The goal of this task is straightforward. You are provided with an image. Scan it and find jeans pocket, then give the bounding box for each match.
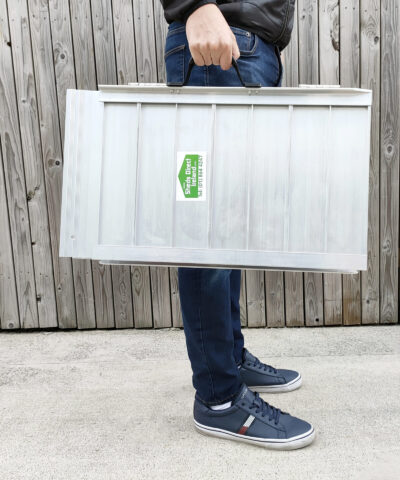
[165,44,186,85]
[230,26,258,56]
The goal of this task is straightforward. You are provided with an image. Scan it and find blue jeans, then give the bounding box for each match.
[164,21,283,406]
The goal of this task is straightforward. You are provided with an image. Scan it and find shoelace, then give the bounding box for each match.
[250,355,278,374]
[248,392,282,425]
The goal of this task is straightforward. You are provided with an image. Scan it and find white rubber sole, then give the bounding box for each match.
[246,373,302,393]
[194,419,315,450]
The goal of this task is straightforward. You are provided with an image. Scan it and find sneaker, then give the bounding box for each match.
[238,348,302,393]
[194,383,315,450]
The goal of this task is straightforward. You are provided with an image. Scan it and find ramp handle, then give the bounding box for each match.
[167,56,261,88]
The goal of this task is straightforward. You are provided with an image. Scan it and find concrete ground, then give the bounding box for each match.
[0,326,399,480]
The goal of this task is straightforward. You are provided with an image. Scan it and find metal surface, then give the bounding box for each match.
[59,85,372,273]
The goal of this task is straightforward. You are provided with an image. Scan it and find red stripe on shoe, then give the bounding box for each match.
[238,414,255,435]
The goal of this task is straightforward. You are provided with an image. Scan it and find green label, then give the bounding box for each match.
[176,152,206,201]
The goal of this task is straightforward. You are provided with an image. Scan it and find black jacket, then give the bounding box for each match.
[160,0,296,51]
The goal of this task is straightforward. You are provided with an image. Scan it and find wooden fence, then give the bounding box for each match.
[0,0,399,330]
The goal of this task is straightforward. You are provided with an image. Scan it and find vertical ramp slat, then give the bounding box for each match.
[211,106,250,249]
[173,105,212,248]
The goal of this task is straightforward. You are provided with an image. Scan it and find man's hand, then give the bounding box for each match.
[186,4,240,71]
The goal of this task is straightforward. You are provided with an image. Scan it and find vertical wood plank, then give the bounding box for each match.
[0,0,39,328]
[45,0,78,328]
[283,2,305,327]
[240,270,247,327]
[91,0,131,329]
[285,272,305,326]
[69,0,98,328]
[137,0,171,328]
[340,0,362,325]
[245,270,266,327]
[152,0,168,84]
[0,136,20,329]
[7,0,57,327]
[272,2,297,328]
[319,0,339,85]
[281,0,299,87]
[170,267,183,328]
[380,0,399,323]
[30,4,78,316]
[265,271,285,327]
[319,0,342,326]
[112,0,137,84]
[298,0,319,84]
[360,0,380,324]
[298,0,323,327]
[131,266,153,328]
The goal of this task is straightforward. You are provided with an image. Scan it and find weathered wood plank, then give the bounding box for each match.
[323,274,342,325]
[265,271,285,327]
[169,268,183,328]
[91,0,130,329]
[319,0,339,85]
[0,0,38,328]
[380,0,399,323]
[246,270,266,327]
[46,0,78,328]
[319,0,342,326]
[298,0,319,84]
[340,0,362,325]
[304,273,324,326]
[298,0,324,327]
[69,0,98,328]
[150,266,172,328]
[133,0,157,83]
[131,266,152,328]
[283,2,305,327]
[140,0,171,328]
[240,270,247,327]
[112,0,138,84]
[8,0,57,328]
[281,0,299,87]
[360,0,380,324]
[153,0,168,84]
[111,266,133,329]
[0,136,20,329]
[285,272,305,326]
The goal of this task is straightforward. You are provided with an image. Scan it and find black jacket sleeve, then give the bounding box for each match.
[160,0,218,23]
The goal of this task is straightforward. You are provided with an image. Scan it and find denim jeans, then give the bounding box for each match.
[164,21,283,406]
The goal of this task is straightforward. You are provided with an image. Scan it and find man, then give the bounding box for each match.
[161,1,315,450]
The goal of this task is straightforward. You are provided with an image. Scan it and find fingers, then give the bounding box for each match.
[219,44,232,70]
[232,36,240,61]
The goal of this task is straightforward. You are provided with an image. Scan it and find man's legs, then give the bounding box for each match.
[165,20,284,407]
[230,269,245,366]
[178,268,243,406]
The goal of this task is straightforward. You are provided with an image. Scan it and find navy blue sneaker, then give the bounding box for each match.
[193,383,315,450]
[238,348,302,393]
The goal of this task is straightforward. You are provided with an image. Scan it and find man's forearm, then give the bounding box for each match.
[161,0,217,23]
